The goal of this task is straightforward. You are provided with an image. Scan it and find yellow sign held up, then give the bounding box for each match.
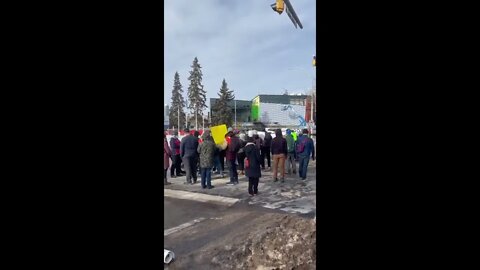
[210,124,228,145]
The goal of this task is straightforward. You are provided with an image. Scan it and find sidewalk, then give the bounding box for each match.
[164,158,316,216]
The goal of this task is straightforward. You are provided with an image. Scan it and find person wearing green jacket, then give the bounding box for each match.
[285,129,297,174]
[292,130,298,142]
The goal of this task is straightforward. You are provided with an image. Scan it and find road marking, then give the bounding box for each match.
[164,218,206,236]
[164,189,239,206]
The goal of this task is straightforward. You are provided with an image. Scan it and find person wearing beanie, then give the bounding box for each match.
[169,131,183,178]
[285,129,297,175]
[270,129,287,182]
[244,136,262,196]
[295,129,315,180]
[262,131,273,170]
[226,130,241,185]
[197,133,216,189]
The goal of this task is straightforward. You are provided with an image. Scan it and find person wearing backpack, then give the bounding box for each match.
[226,131,241,185]
[244,136,261,196]
[296,129,315,180]
[285,129,297,175]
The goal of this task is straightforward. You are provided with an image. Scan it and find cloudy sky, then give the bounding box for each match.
[164,0,316,111]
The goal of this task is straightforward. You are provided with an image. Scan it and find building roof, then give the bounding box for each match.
[253,94,309,104]
[209,98,251,109]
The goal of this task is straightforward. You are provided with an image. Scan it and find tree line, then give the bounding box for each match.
[168,57,236,129]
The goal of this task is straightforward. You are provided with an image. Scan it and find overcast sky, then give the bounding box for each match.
[164,0,316,111]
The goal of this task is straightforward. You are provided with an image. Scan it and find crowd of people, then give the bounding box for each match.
[163,127,315,196]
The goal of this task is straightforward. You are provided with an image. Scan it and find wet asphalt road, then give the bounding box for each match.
[164,197,229,230]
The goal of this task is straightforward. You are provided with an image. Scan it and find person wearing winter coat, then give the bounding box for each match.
[197,134,216,189]
[285,129,297,175]
[244,136,262,196]
[253,134,265,169]
[180,128,199,185]
[163,133,172,185]
[271,129,288,182]
[296,129,316,180]
[169,131,183,178]
[194,130,201,177]
[226,131,241,185]
[237,133,247,176]
[262,131,273,170]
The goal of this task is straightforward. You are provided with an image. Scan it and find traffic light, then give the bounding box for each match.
[312,55,316,67]
[271,0,284,15]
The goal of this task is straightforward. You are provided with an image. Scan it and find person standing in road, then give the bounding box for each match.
[197,133,216,189]
[291,129,298,161]
[163,132,172,185]
[169,131,183,178]
[194,130,201,178]
[296,129,315,180]
[253,133,265,170]
[244,136,261,196]
[237,132,247,176]
[226,131,241,185]
[271,129,287,182]
[285,129,297,175]
[180,128,199,185]
[262,131,272,170]
[212,144,225,178]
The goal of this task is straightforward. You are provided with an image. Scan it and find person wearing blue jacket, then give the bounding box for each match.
[295,129,315,180]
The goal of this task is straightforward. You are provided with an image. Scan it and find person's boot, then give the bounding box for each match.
[164,179,171,185]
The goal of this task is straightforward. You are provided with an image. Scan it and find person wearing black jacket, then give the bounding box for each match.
[262,131,272,170]
[270,129,288,182]
[244,136,261,196]
[180,128,199,184]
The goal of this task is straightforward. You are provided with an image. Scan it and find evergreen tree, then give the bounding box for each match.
[211,79,235,127]
[187,57,207,130]
[168,71,186,129]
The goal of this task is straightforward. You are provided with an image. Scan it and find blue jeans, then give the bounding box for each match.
[298,156,310,179]
[201,167,213,188]
[213,155,223,174]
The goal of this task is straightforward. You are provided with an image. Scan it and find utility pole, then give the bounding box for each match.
[185,98,188,129]
[177,105,180,132]
[234,99,237,129]
[195,104,198,130]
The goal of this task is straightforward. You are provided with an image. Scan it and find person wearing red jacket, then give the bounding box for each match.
[164,133,172,185]
[226,131,241,185]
